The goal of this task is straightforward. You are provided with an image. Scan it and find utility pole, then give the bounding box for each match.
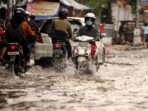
[136,0,139,27]
[7,0,10,19]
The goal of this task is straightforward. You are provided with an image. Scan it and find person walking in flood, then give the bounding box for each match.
[142,22,148,48]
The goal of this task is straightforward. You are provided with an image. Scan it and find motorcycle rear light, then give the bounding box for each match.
[37,35,43,43]
[10,45,16,50]
[54,42,61,48]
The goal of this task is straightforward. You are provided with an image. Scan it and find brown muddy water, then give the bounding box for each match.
[0,49,148,111]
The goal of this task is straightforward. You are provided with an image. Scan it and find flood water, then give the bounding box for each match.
[0,48,148,111]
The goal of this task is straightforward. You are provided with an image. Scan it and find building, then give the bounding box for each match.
[25,0,92,20]
[138,0,148,23]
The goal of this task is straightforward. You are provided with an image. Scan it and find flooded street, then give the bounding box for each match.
[0,48,148,111]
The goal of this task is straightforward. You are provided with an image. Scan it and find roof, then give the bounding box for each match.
[26,1,60,18]
[60,0,92,10]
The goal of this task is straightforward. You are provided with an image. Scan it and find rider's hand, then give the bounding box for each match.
[89,40,95,44]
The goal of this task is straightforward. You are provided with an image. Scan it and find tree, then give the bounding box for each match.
[127,0,136,13]
[76,0,113,23]
[76,0,108,15]
[0,0,8,4]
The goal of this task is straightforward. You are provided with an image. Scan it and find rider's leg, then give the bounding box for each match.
[0,46,7,63]
[0,47,6,58]
[22,44,30,66]
[65,40,72,59]
[65,40,73,65]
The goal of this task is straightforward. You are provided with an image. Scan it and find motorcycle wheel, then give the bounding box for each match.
[8,62,14,75]
[14,64,20,76]
[77,61,90,74]
[77,63,83,74]
[53,58,66,73]
[8,62,19,76]
[20,59,29,73]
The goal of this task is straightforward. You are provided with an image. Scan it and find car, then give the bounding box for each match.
[34,17,105,65]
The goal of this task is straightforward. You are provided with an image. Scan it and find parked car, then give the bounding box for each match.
[34,17,105,65]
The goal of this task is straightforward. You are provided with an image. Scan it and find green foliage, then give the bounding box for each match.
[76,0,137,14]
[127,0,136,13]
[0,0,8,4]
[76,0,108,16]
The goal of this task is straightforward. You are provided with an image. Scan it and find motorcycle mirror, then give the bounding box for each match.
[73,28,78,33]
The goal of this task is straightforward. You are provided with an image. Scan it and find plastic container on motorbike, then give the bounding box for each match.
[75,35,95,42]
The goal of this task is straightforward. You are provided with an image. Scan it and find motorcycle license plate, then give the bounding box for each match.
[54,49,63,54]
[7,51,19,55]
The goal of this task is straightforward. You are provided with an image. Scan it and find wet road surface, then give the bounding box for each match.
[0,48,148,111]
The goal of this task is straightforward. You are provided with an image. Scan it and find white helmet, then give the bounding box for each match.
[85,13,96,20]
[84,13,96,26]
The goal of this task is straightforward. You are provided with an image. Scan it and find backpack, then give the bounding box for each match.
[6,25,26,46]
[52,20,69,42]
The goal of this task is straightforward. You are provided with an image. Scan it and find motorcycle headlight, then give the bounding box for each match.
[78,49,85,55]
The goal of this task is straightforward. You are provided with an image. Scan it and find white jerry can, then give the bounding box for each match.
[41,33,53,57]
[133,28,142,45]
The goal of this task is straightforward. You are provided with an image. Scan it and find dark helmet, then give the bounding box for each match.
[58,8,68,18]
[12,8,26,26]
[14,8,26,18]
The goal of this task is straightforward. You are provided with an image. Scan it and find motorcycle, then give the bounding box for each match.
[4,43,28,76]
[73,35,105,74]
[73,35,94,74]
[52,40,67,72]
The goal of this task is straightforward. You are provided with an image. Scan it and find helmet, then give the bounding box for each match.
[58,8,68,18]
[12,8,26,26]
[84,13,96,26]
[14,8,26,17]
[85,13,96,19]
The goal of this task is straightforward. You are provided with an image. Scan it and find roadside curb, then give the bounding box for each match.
[105,45,147,54]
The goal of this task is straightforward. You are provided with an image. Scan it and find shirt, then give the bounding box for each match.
[142,26,148,35]
[100,23,105,33]
[21,21,36,38]
[51,19,72,39]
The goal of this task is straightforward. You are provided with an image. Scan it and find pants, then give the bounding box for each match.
[21,44,29,62]
[144,34,148,42]
[65,40,72,58]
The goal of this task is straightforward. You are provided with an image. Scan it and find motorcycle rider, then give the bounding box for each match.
[18,8,36,66]
[51,7,73,64]
[77,13,100,60]
[142,22,148,47]
[6,8,34,66]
